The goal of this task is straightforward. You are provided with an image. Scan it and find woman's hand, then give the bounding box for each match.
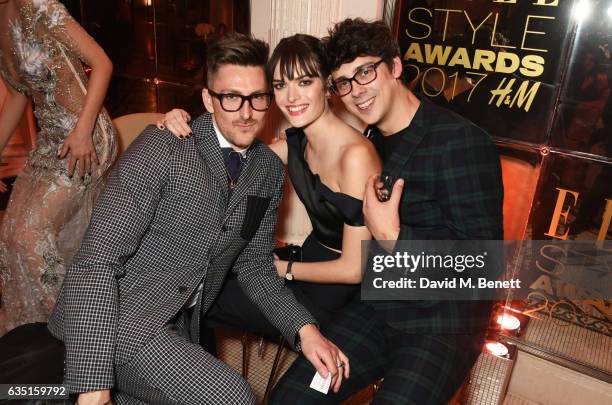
[52,14,112,178]
[157,109,192,138]
[274,258,288,278]
[58,125,99,177]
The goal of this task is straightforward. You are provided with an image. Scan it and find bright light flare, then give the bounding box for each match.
[572,0,593,21]
[497,314,521,331]
[485,341,509,357]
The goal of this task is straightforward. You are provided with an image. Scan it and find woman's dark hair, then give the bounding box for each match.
[324,18,400,74]
[267,34,328,82]
[206,33,269,87]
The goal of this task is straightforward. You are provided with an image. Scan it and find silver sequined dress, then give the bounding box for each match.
[0,0,117,335]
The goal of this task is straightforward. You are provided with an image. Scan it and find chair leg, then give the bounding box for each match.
[241,332,249,378]
[262,336,286,404]
[258,336,265,358]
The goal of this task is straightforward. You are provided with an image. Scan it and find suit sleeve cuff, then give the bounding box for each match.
[290,318,318,352]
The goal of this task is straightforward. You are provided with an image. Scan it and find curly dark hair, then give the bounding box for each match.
[324,18,400,74]
[206,33,269,87]
[267,34,328,82]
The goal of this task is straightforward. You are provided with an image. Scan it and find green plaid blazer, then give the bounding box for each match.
[368,97,504,334]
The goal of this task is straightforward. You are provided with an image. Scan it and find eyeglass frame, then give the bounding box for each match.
[207,89,274,112]
[330,59,387,97]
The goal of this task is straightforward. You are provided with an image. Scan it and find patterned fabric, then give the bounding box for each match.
[0,0,117,334]
[270,301,485,405]
[221,147,245,186]
[367,97,503,334]
[114,323,256,405]
[273,98,502,404]
[48,113,316,395]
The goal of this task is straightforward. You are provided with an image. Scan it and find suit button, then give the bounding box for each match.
[221,225,229,232]
[178,286,188,293]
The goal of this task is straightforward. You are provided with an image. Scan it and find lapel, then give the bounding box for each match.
[380,98,428,177]
[192,114,229,203]
[225,141,263,216]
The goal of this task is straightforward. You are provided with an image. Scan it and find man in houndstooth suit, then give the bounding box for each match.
[48,34,349,405]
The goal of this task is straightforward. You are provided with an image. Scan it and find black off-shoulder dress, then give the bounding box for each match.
[204,128,364,337]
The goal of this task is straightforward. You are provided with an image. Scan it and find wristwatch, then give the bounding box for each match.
[285,260,294,281]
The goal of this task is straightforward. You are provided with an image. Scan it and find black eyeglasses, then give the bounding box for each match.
[208,90,273,112]
[331,59,386,97]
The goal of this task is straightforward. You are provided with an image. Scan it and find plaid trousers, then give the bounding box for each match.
[270,300,485,405]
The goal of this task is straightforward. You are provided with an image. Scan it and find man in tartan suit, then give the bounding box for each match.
[48,34,349,405]
[271,19,503,404]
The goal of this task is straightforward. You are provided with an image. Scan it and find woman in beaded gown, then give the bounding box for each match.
[0,0,117,335]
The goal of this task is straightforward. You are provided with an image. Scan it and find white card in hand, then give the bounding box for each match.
[310,371,332,394]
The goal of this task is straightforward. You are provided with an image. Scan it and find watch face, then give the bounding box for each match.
[285,273,293,281]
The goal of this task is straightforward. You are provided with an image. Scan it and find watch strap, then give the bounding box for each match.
[285,260,294,281]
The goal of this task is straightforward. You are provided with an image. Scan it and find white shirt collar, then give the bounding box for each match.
[212,117,248,157]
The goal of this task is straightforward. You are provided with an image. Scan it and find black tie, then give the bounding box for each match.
[221,148,244,188]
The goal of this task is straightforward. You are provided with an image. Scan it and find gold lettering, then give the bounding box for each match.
[545,188,579,240]
[424,44,453,65]
[536,244,566,276]
[447,47,471,69]
[434,8,462,42]
[520,54,545,77]
[421,67,446,97]
[473,49,496,71]
[493,0,517,3]
[533,0,559,6]
[521,15,555,53]
[596,199,612,250]
[491,13,516,49]
[489,78,515,108]
[529,274,554,295]
[465,72,488,102]
[509,80,541,112]
[464,11,492,45]
[495,52,520,73]
[403,43,424,63]
[554,280,590,301]
[406,7,432,40]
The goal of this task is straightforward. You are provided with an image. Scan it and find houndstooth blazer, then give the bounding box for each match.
[48,113,316,393]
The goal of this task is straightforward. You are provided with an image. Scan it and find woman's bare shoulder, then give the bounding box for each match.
[268,137,288,165]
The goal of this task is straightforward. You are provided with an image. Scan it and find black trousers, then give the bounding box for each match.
[0,323,64,384]
[203,234,360,339]
[0,323,71,404]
